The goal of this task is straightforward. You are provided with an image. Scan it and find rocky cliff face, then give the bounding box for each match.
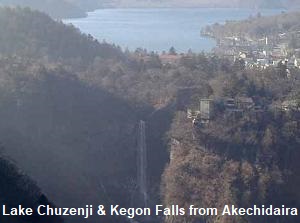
[162,109,300,223]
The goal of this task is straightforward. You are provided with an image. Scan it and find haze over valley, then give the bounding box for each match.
[0,1,299,223]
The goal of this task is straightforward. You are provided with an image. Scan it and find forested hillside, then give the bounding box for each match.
[163,68,300,223]
[204,11,300,38]
[0,6,299,223]
[0,156,64,223]
[0,0,86,18]
[0,7,123,67]
[0,7,140,223]
[0,58,140,223]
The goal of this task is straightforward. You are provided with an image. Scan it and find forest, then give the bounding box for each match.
[0,0,88,18]
[204,10,300,38]
[0,6,299,223]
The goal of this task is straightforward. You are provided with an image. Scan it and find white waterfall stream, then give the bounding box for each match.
[137,120,147,208]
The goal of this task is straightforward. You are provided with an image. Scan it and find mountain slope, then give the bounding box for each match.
[69,0,297,9]
[162,68,300,223]
[203,10,300,39]
[0,56,139,223]
[0,8,139,223]
[0,155,64,223]
[0,0,86,18]
[0,7,124,66]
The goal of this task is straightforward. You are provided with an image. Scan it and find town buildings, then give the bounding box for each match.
[212,32,300,71]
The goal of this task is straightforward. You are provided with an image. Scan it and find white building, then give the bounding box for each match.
[200,99,214,121]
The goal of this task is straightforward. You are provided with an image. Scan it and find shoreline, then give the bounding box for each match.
[64,6,286,20]
[62,7,284,53]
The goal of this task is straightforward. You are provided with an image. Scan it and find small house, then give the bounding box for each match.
[224,98,236,109]
[236,97,255,110]
[256,58,270,68]
[159,54,181,65]
[282,100,299,111]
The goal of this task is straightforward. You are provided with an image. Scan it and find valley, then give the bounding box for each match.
[0,5,299,223]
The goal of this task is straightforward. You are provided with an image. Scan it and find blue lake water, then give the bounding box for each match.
[64,8,283,53]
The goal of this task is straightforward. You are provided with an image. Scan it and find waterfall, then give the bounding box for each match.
[137,120,147,208]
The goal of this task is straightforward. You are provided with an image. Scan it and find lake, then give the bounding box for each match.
[64,8,283,53]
